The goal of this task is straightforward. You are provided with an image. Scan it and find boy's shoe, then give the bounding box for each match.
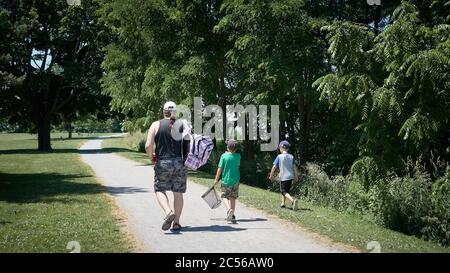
[292,199,299,211]
[280,204,286,208]
[226,209,234,221]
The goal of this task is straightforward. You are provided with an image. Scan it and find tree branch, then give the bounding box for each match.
[54,89,75,113]
[31,58,41,70]
[40,25,49,72]
[41,47,49,72]
[50,86,61,114]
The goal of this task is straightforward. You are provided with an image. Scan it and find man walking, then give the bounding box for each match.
[145,101,187,232]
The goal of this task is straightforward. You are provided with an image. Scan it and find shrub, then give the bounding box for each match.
[431,167,450,222]
[346,176,371,215]
[350,156,383,190]
[300,163,349,210]
[421,216,450,246]
[376,170,432,236]
[330,175,350,210]
[298,161,449,245]
[125,131,147,153]
[241,152,273,189]
[422,167,450,245]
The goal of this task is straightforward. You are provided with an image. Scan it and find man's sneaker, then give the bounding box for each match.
[292,199,299,211]
[226,209,234,221]
[280,204,286,208]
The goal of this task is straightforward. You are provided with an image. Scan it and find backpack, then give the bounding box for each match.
[184,134,214,170]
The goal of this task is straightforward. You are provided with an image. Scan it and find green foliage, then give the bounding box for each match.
[346,177,371,216]
[71,116,123,134]
[299,163,349,210]
[97,0,450,246]
[99,0,229,130]
[1,0,111,149]
[315,1,450,174]
[422,167,450,245]
[123,131,147,153]
[377,171,432,235]
[350,156,384,189]
[297,161,449,245]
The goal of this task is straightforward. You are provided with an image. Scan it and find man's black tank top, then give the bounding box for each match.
[155,118,182,160]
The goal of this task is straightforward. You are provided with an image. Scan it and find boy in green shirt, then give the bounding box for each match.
[214,139,240,222]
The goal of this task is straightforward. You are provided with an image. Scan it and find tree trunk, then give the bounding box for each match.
[297,94,310,165]
[374,4,382,34]
[279,97,287,142]
[67,123,73,139]
[219,59,227,140]
[286,112,296,151]
[38,116,52,151]
[244,116,255,160]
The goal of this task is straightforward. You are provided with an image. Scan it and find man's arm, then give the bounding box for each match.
[214,167,223,185]
[145,121,158,160]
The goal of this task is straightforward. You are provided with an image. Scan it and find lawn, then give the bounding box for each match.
[103,135,450,253]
[0,133,134,253]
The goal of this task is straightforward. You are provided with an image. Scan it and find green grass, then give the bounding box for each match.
[102,135,450,253]
[190,173,450,253]
[0,133,134,253]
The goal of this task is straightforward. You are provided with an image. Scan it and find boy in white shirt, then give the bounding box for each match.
[269,140,300,210]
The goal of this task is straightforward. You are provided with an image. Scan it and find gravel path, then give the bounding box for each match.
[79,137,353,253]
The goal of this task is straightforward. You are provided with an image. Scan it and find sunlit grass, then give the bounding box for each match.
[0,133,133,252]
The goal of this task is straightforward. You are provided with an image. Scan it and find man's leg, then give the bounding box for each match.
[173,192,183,224]
[154,160,173,217]
[156,191,172,217]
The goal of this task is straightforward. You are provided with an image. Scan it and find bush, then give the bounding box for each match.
[72,116,124,134]
[330,175,350,210]
[296,161,449,245]
[124,131,147,153]
[300,163,349,210]
[421,216,450,246]
[346,176,371,215]
[376,171,432,235]
[350,156,383,190]
[0,119,27,133]
[431,167,450,223]
[421,167,450,245]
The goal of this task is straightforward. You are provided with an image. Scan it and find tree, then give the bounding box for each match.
[0,0,109,150]
[100,0,232,134]
[314,1,450,178]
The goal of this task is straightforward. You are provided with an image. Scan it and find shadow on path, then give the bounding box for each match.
[234,218,267,222]
[104,186,150,195]
[175,225,247,233]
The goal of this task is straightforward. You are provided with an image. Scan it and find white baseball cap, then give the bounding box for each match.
[163,101,176,111]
